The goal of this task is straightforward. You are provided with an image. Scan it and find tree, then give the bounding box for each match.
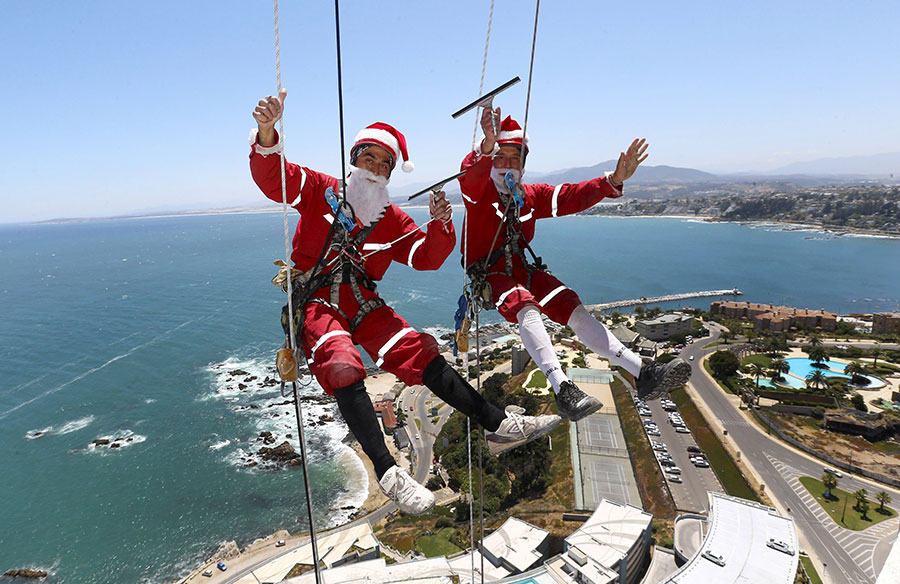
[748,363,767,388]
[822,471,838,499]
[806,369,828,390]
[720,330,732,344]
[808,345,829,366]
[876,491,892,513]
[844,361,866,384]
[770,359,791,382]
[854,489,870,520]
[809,334,823,347]
[426,476,444,491]
[871,348,882,368]
[850,393,867,412]
[709,350,740,379]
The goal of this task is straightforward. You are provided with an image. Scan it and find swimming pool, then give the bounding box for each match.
[754,357,884,390]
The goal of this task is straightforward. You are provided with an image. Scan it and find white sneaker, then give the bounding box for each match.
[379,465,435,516]
[485,406,561,448]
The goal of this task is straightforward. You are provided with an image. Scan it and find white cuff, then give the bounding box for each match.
[604,170,623,190]
[474,137,500,161]
[249,128,283,157]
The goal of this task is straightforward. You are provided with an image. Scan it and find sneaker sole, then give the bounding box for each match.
[560,399,603,422]
[638,361,692,397]
[485,417,562,456]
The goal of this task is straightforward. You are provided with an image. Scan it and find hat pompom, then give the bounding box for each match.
[402,160,415,173]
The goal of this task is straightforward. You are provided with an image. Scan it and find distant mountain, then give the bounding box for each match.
[767,152,900,176]
[528,161,718,185]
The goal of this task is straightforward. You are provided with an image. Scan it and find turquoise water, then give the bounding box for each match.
[756,357,883,389]
[2,213,900,582]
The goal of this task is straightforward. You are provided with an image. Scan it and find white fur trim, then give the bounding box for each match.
[402,160,414,173]
[497,128,528,144]
[354,128,401,162]
[474,138,500,161]
[249,128,283,157]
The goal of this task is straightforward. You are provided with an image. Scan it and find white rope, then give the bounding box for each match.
[272,2,322,582]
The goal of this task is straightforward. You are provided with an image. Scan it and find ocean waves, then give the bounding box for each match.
[25,414,96,439]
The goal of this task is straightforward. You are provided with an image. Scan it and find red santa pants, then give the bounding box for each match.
[300,295,440,395]
[485,259,582,325]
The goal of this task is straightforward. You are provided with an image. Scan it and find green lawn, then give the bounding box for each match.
[741,353,774,368]
[798,476,897,530]
[527,370,547,388]
[669,387,759,502]
[800,554,823,584]
[415,527,463,557]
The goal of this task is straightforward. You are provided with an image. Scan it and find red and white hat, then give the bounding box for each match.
[496,116,529,153]
[353,122,415,173]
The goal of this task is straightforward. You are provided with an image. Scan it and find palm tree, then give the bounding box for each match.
[749,363,767,388]
[871,348,882,368]
[822,471,839,499]
[876,491,892,513]
[765,336,781,357]
[809,334,823,347]
[769,359,790,383]
[855,489,870,519]
[806,369,828,390]
[844,361,865,383]
[808,345,829,366]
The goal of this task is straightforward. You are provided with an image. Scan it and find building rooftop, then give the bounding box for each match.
[663,492,798,584]
[482,517,550,572]
[638,313,693,326]
[565,499,652,573]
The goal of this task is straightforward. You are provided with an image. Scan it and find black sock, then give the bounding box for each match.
[333,380,396,480]
[422,356,505,432]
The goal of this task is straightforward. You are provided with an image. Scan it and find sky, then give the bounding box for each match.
[2,0,899,222]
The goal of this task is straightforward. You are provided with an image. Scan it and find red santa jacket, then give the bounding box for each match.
[250,133,455,284]
[458,149,622,267]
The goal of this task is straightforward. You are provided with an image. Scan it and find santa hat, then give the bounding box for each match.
[496,116,529,153]
[353,122,415,173]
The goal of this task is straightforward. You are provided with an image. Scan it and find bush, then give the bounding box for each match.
[709,350,740,379]
[851,393,867,412]
[426,476,445,491]
[435,517,454,529]
[657,353,676,364]
[811,406,826,419]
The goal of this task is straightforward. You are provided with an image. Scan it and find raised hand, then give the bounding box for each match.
[610,138,649,186]
[253,88,287,147]
[480,106,501,155]
[430,191,452,223]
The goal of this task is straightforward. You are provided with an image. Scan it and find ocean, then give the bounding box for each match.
[1,211,899,583]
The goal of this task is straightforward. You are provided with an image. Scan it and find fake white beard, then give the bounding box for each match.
[490,167,522,194]
[346,165,391,226]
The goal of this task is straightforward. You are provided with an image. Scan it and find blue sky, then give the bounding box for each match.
[2,0,898,222]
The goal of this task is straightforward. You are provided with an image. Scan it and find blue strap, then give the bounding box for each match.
[504,172,524,209]
[324,187,355,231]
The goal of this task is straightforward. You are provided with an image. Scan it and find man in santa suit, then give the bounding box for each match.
[249,90,560,516]
[458,106,692,421]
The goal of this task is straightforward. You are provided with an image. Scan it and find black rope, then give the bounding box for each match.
[333,0,349,203]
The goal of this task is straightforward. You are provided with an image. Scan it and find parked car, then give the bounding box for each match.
[687,445,703,454]
[823,467,843,479]
[202,569,213,577]
[766,538,795,555]
[276,539,286,547]
[702,551,725,566]
[666,466,682,475]
[217,562,228,572]
[652,441,667,451]
[647,428,661,436]
[667,473,683,483]
[675,425,691,433]
[692,458,710,468]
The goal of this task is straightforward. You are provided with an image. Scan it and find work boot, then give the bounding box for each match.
[485,406,561,454]
[636,358,692,397]
[555,381,603,421]
[379,465,434,516]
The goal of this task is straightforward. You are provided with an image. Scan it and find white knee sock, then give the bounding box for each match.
[567,305,642,377]
[516,306,568,393]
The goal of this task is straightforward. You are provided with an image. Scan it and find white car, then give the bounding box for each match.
[639,409,653,417]
[667,473,683,483]
[823,467,843,479]
[666,465,682,475]
[646,428,661,436]
[692,458,709,468]
[702,551,725,566]
[276,539,286,547]
[202,569,213,577]
[766,539,795,555]
[675,425,691,433]
[652,441,667,451]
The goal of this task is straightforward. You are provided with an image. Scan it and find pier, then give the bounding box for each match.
[586,288,742,312]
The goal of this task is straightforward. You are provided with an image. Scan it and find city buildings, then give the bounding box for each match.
[710,301,836,332]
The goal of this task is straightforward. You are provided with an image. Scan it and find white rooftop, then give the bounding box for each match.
[286,556,455,583]
[482,516,550,572]
[565,499,652,575]
[663,492,798,584]
[448,549,513,583]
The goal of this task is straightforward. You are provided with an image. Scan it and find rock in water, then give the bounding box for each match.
[258,441,301,463]
[3,568,49,578]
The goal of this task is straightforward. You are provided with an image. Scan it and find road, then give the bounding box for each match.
[680,324,900,584]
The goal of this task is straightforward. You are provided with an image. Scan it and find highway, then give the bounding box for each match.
[680,324,900,584]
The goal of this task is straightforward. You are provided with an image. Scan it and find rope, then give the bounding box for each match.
[272,1,322,581]
[333,0,349,203]
[464,3,494,581]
